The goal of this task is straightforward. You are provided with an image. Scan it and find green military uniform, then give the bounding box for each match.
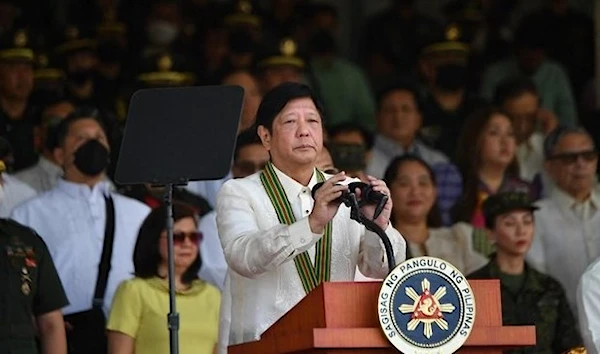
[0,219,68,354]
[468,255,583,354]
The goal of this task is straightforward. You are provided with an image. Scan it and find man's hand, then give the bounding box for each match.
[354,175,392,230]
[309,172,348,234]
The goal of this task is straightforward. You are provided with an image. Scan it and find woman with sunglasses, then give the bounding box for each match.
[106,203,220,354]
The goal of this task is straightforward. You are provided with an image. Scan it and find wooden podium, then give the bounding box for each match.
[228,280,536,353]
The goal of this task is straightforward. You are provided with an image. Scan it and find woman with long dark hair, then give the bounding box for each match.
[452,106,534,255]
[106,202,220,354]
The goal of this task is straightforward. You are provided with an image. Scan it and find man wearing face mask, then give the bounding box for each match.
[56,26,122,181]
[418,24,487,161]
[11,112,150,354]
[142,0,184,58]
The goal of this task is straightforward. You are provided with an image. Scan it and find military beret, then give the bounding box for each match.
[482,192,538,228]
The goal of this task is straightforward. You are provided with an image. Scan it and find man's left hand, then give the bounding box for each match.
[353,175,392,230]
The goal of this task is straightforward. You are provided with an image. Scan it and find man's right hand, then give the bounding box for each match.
[309,172,348,234]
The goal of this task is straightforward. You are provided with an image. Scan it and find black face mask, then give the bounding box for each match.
[73,139,110,177]
[435,63,467,92]
[68,69,95,85]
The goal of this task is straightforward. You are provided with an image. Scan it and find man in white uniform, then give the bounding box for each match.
[11,113,150,353]
[14,99,75,193]
[527,126,600,312]
[0,137,36,216]
[216,82,406,350]
[198,129,270,290]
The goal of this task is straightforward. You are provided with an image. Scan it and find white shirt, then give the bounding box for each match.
[367,135,449,179]
[197,210,227,290]
[0,173,37,217]
[11,179,151,316]
[516,132,545,182]
[408,223,488,275]
[577,257,600,354]
[216,165,406,348]
[185,173,232,208]
[355,222,488,281]
[14,156,63,193]
[527,188,600,311]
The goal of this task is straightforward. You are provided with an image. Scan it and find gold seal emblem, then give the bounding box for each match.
[14,30,27,47]
[378,257,476,354]
[280,38,297,56]
[157,54,173,71]
[398,278,457,338]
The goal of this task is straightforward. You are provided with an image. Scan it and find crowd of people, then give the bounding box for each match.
[0,0,599,353]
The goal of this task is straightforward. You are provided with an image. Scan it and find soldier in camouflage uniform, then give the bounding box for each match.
[468,192,583,354]
[0,218,69,354]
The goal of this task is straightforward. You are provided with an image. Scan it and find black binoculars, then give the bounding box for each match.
[312,181,388,219]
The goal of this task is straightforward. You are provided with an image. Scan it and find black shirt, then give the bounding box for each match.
[0,219,68,354]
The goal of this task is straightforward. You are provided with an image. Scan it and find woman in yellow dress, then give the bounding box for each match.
[107,202,221,354]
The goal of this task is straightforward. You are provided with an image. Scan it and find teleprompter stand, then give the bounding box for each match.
[114,86,243,354]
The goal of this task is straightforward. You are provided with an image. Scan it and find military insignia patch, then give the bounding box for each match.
[378,257,476,353]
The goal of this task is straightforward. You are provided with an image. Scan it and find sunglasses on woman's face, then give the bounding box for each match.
[170,231,203,244]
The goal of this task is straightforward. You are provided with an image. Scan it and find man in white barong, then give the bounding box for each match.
[527,126,600,312]
[216,82,406,351]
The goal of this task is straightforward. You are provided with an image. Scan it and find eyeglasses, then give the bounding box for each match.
[169,231,203,244]
[548,150,598,165]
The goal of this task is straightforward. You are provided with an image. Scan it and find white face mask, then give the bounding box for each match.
[147,20,180,46]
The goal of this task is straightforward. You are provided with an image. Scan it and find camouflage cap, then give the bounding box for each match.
[482,192,538,228]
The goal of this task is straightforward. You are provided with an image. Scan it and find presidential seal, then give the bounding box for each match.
[378,256,476,353]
